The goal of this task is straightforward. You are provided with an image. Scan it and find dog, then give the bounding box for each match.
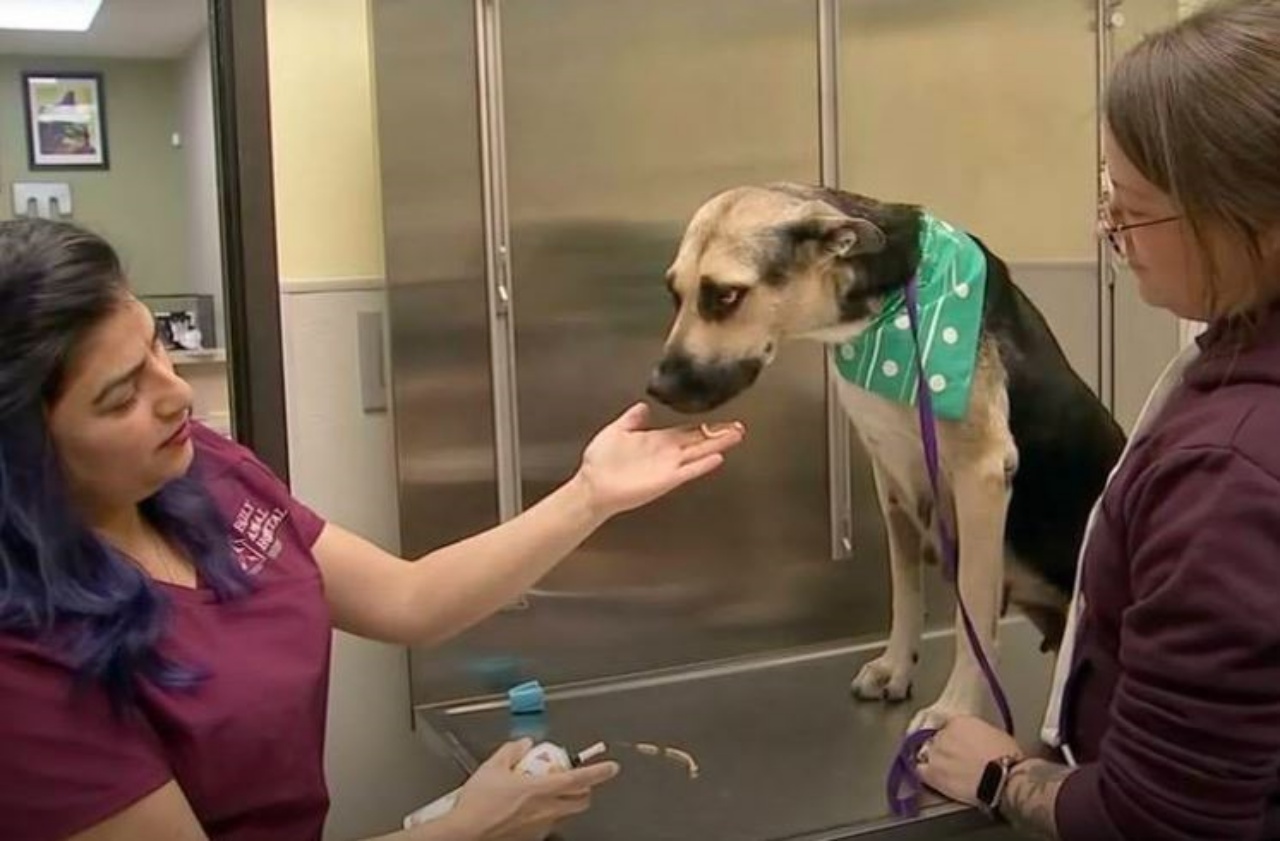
[647,183,1125,732]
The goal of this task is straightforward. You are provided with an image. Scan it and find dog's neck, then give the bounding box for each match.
[797,191,923,347]
[797,315,878,346]
[837,196,923,308]
[829,212,990,422]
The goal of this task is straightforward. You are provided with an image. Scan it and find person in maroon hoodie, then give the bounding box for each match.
[915,1,1280,839]
[0,217,744,840]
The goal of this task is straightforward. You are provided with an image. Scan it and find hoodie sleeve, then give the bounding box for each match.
[1056,445,1280,841]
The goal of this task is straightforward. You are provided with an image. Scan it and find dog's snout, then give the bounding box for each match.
[647,354,763,414]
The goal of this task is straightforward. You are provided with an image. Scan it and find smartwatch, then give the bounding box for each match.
[976,754,1022,819]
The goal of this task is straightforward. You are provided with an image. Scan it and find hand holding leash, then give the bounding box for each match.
[914,716,1022,810]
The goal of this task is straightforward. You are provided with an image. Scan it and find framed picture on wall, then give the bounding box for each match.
[21,72,109,170]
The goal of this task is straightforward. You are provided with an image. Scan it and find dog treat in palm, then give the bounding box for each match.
[700,422,730,439]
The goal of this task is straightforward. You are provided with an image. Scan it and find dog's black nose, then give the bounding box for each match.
[646,357,684,404]
[646,354,762,413]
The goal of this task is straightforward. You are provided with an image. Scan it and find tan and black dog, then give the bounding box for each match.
[647,183,1124,732]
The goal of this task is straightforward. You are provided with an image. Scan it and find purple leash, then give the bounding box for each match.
[884,275,1015,818]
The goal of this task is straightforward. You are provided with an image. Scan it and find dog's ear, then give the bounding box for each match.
[784,201,887,259]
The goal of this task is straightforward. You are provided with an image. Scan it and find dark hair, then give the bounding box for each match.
[1105,0,1280,317]
[0,218,250,709]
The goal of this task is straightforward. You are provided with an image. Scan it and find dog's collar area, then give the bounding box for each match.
[832,213,987,421]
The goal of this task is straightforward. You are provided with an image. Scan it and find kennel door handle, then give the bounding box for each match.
[357,310,388,414]
[495,245,512,316]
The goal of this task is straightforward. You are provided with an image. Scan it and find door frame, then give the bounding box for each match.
[209,0,291,481]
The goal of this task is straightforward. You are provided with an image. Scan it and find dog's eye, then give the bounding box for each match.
[698,282,749,321]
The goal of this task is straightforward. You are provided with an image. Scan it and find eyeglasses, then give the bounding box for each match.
[1098,203,1181,260]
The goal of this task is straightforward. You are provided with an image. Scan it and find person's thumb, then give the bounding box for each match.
[612,401,650,432]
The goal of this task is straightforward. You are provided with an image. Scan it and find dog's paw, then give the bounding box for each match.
[850,653,915,702]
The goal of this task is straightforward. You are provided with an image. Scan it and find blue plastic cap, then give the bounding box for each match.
[507,679,546,714]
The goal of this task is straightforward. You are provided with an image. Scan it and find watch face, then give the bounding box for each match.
[977,760,1003,807]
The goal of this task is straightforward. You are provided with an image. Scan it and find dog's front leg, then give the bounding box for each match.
[851,463,923,702]
[908,455,1011,734]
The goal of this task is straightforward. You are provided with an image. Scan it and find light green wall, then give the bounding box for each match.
[0,57,187,297]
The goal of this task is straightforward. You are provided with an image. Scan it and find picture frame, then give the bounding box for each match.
[21,71,109,170]
[139,294,218,351]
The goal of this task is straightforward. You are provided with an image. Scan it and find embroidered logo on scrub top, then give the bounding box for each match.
[230,499,288,575]
[832,213,987,421]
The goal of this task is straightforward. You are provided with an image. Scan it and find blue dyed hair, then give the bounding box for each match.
[0,218,251,709]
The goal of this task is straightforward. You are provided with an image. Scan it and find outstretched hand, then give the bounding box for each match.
[575,402,746,520]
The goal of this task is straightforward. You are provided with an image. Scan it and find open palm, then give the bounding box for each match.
[577,403,745,518]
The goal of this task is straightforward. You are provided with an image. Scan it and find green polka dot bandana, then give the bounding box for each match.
[832,213,987,421]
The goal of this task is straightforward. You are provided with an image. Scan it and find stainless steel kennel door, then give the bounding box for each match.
[501,0,842,671]
[375,1,498,563]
